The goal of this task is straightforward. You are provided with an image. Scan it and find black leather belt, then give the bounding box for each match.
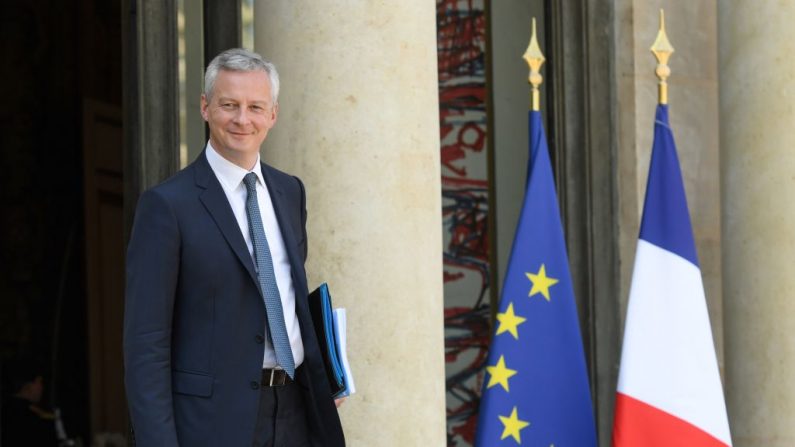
[261,368,292,387]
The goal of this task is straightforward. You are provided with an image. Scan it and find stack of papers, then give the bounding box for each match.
[332,308,355,396]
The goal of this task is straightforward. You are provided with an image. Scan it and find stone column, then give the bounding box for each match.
[719,3,795,446]
[254,3,446,446]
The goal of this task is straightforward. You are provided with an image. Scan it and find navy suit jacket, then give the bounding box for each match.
[124,152,345,446]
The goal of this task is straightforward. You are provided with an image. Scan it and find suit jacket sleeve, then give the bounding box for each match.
[123,189,181,446]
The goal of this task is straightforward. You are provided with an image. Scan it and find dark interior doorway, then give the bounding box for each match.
[1,0,123,444]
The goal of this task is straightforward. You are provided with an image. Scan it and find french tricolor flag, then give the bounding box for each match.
[613,105,732,446]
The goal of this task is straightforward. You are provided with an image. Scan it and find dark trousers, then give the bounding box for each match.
[252,379,312,447]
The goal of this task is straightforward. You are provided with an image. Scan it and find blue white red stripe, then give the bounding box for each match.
[613,105,732,447]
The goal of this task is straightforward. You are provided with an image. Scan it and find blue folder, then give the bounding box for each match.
[308,283,347,398]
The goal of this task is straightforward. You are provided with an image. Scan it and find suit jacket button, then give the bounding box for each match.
[255,334,264,344]
[250,381,260,390]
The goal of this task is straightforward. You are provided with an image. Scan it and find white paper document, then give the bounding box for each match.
[332,308,355,395]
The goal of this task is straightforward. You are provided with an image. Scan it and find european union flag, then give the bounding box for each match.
[475,111,597,446]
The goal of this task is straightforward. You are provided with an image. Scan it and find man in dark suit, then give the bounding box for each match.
[124,48,345,447]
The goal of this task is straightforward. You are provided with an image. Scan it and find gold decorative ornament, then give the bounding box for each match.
[523,18,545,111]
[651,9,674,105]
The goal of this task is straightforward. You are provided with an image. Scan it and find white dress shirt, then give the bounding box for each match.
[205,142,304,369]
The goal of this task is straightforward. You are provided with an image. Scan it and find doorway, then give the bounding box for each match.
[0,0,123,444]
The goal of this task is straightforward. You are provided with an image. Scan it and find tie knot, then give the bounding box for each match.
[243,172,258,192]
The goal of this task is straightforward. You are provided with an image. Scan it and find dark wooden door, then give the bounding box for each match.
[82,99,127,438]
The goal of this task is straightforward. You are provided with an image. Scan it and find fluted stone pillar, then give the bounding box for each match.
[719,3,795,446]
[254,3,446,446]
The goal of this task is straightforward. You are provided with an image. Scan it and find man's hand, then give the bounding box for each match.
[334,397,347,408]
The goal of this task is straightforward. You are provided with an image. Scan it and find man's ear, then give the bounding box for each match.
[200,94,209,121]
[271,103,279,124]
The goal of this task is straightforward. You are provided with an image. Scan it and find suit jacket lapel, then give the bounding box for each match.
[260,163,310,301]
[194,151,259,287]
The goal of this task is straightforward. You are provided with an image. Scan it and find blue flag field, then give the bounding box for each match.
[475,111,597,446]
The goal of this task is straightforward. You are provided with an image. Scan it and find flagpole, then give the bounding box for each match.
[651,9,674,105]
[523,18,545,111]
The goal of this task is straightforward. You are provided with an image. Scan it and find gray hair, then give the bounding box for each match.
[204,48,280,105]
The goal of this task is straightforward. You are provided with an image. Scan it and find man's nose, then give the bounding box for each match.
[233,108,250,125]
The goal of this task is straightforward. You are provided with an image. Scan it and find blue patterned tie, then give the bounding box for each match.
[243,172,295,378]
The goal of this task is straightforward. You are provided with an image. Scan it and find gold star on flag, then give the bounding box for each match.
[526,264,558,301]
[486,355,518,392]
[496,302,526,339]
[499,406,530,443]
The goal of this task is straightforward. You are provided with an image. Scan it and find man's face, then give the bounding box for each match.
[201,70,277,166]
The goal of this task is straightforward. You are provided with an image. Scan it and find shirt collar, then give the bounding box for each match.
[205,141,265,190]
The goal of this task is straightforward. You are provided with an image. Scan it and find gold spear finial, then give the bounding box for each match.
[650,9,674,104]
[523,18,545,111]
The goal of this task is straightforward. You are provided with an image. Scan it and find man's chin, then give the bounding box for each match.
[221,141,256,152]
[229,139,261,150]
[215,144,260,161]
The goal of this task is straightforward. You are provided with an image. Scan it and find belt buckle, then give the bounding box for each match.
[266,368,287,387]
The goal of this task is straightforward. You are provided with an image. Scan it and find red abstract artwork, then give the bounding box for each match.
[437,1,490,446]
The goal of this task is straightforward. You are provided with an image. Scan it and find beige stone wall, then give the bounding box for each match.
[615,0,723,369]
[719,2,795,445]
[253,2,447,446]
